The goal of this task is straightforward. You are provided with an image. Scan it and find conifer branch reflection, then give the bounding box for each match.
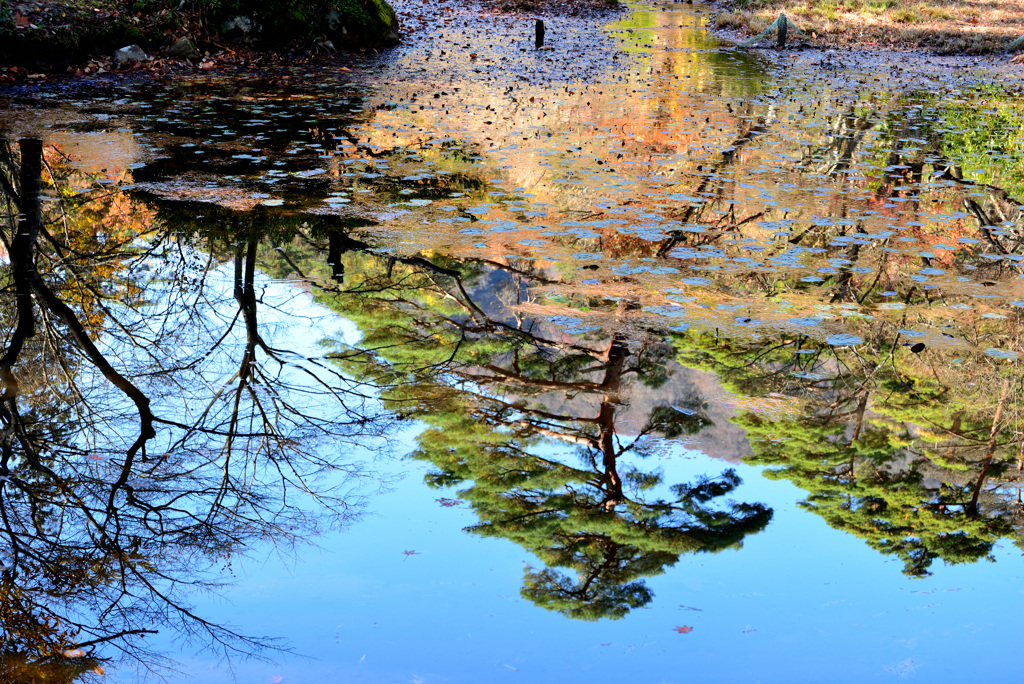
[319,246,773,620]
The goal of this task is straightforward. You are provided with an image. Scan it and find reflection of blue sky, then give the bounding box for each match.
[138,448,1024,683]
[117,276,1024,683]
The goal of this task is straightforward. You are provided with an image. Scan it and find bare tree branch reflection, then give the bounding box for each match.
[0,139,392,674]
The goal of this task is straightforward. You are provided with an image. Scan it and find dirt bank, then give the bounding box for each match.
[712,0,1024,54]
[0,0,621,83]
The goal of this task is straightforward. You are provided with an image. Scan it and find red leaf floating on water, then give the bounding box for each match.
[673,625,693,634]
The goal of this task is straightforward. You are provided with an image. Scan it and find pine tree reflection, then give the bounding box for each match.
[673,324,1021,577]
[322,246,772,620]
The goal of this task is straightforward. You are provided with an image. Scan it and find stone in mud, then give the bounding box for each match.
[167,37,202,61]
[325,0,400,48]
[221,16,262,46]
[113,45,149,66]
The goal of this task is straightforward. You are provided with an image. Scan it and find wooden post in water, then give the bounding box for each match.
[737,13,806,49]
[536,19,545,49]
[776,14,788,49]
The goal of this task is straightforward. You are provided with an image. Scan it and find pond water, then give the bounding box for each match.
[2,1,1024,682]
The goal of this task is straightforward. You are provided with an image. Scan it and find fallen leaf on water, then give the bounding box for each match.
[403,550,420,556]
[673,625,693,634]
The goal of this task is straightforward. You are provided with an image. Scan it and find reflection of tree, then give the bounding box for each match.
[800,104,877,178]
[0,650,103,684]
[672,324,1021,576]
[316,248,771,618]
[0,139,389,670]
[657,105,777,258]
[868,94,1024,261]
[740,413,1010,577]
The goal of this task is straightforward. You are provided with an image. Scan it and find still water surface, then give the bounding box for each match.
[2,1,1024,681]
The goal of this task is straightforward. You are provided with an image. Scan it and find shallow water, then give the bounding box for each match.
[2,1,1024,682]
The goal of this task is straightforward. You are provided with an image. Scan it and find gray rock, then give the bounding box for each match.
[221,15,261,45]
[113,45,149,66]
[167,36,202,61]
[325,9,342,33]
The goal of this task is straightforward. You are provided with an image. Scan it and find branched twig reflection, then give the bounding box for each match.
[0,139,391,674]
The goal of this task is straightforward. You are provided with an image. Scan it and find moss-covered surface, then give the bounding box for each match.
[327,0,400,46]
[200,0,400,46]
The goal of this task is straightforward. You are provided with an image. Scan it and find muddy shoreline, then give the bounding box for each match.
[0,0,624,83]
[1,1,1022,94]
[710,0,1024,56]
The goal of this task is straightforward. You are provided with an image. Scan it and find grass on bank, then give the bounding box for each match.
[714,0,1024,54]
